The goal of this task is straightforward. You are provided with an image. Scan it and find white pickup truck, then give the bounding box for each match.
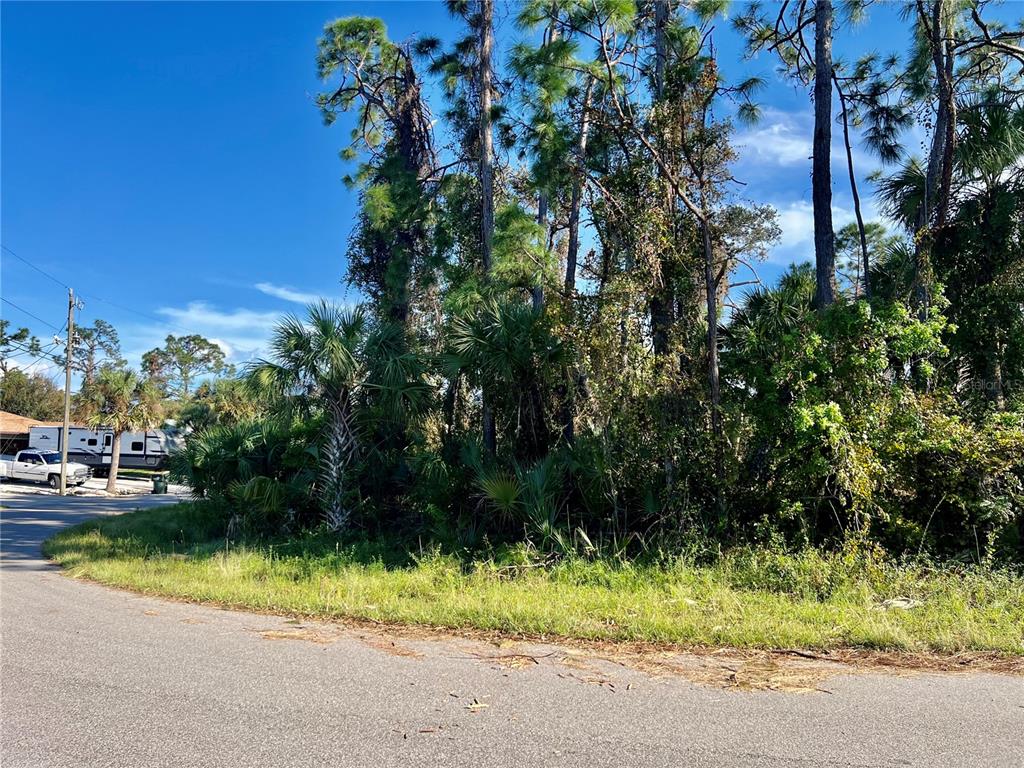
[0,450,92,489]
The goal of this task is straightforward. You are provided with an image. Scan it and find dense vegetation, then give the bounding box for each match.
[166,0,1023,568]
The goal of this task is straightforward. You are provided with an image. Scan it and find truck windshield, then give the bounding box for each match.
[40,453,63,465]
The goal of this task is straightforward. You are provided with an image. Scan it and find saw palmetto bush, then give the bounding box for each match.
[468,449,571,553]
[448,298,569,462]
[168,418,317,534]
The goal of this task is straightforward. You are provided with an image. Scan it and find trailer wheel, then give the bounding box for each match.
[48,474,60,489]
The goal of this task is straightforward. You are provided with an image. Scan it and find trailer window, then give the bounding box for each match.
[131,441,144,451]
[87,438,98,446]
[104,435,112,447]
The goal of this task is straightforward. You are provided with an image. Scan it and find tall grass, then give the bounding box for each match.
[44,503,1024,654]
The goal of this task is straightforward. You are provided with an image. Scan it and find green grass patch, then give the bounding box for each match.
[44,503,1024,654]
[114,469,164,479]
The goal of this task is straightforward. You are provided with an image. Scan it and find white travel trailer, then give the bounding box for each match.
[28,426,180,474]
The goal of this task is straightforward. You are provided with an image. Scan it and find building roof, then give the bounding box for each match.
[0,410,64,435]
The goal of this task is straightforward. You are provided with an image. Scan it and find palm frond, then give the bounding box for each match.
[873,158,926,231]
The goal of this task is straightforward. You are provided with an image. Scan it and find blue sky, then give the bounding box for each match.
[0,1,971,384]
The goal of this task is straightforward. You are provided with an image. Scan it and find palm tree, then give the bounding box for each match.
[449,298,566,460]
[874,96,1024,307]
[954,95,1024,198]
[723,263,816,367]
[86,368,162,493]
[247,301,366,531]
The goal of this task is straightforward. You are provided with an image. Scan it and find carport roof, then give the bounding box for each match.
[0,411,63,435]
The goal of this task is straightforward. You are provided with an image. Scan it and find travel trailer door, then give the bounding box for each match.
[101,432,113,464]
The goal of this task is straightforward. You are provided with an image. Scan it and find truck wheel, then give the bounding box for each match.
[48,474,60,489]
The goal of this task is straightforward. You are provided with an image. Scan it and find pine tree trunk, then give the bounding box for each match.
[533,192,547,313]
[654,1,668,96]
[990,354,1006,410]
[479,0,495,275]
[533,17,560,313]
[106,431,122,494]
[837,85,869,298]
[924,0,956,229]
[913,0,956,320]
[479,0,497,455]
[812,0,836,309]
[560,76,594,445]
[650,0,676,357]
[702,221,724,490]
[564,78,594,296]
[482,407,496,456]
[390,52,434,326]
[442,372,461,456]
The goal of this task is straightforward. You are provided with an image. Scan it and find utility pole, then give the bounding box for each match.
[59,288,75,495]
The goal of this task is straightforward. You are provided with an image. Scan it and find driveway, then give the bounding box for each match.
[0,474,180,498]
[1,488,1022,767]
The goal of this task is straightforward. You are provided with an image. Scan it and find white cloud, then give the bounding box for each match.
[112,301,288,368]
[118,296,354,376]
[156,301,281,334]
[734,108,882,174]
[767,198,882,265]
[255,281,341,305]
[7,356,62,380]
[736,119,812,167]
[775,201,817,252]
[206,337,235,358]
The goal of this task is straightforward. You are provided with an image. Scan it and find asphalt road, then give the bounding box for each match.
[2,490,1022,768]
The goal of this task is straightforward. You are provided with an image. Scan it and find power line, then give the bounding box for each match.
[3,328,67,353]
[4,356,65,384]
[1,244,71,290]
[2,341,62,369]
[5,341,48,357]
[1,297,64,332]
[4,339,62,360]
[3,349,48,362]
[4,243,198,337]
[80,292,196,336]
[4,351,57,367]
[7,335,64,352]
